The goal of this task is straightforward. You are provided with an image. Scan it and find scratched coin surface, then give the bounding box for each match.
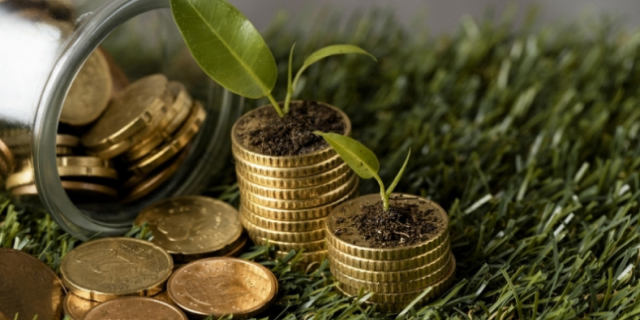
[60,238,173,302]
[136,196,242,256]
[0,248,64,320]
[83,297,187,320]
[167,257,278,318]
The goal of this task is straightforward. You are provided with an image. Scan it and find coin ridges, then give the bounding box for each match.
[241,205,326,232]
[237,170,353,200]
[240,211,326,243]
[236,161,350,188]
[234,153,344,178]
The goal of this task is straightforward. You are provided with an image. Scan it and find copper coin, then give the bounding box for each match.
[60,48,113,126]
[135,196,243,256]
[62,293,98,320]
[168,257,278,319]
[0,249,64,320]
[60,238,173,302]
[83,297,187,320]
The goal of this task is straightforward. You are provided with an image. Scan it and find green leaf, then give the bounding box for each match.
[313,132,380,179]
[386,148,411,196]
[292,45,376,93]
[170,0,277,99]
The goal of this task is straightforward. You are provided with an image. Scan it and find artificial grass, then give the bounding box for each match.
[3,8,640,319]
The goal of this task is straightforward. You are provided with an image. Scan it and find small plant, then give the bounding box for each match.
[314,132,410,212]
[171,0,376,118]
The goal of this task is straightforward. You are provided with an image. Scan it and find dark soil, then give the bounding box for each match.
[235,101,346,156]
[334,201,440,248]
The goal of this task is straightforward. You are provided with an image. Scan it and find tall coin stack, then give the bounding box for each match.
[233,105,359,265]
[326,194,456,312]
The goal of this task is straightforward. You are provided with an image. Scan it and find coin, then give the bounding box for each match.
[330,250,451,284]
[6,157,116,189]
[0,248,64,320]
[168,257,278,319]
[326,235,450,272]
[235,154,343,179]
[223,236,248,257]
[236,161,350,189]
[128,102,206,175]
[240,211,325,243]
[60,237,173,302]
[60,48,113,126]
[326,194,449,260]
[56,146,75,156]
[56,134,80,148]
[241,182,359,221]
[99,47,129,98]
[231,103,350,168]
[81,74,170,149]
[0,138,15,178]
[119,150,187,204]
[241,205,326,232]
[136,196,243,257]
[337,255,457,305]
[83,297,187,320]
[10,181,118,203]
[240,175,358,210]
[63,292,177,320]
[237,170,354,200]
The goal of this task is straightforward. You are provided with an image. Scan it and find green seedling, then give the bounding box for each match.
[314,132,410,212]
[170,0,376,118]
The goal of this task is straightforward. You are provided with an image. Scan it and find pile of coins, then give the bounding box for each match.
[326,194,456,313]
[232,105,359,265]
[0,196,279,319]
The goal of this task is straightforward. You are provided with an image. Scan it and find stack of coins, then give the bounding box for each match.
[232,105,359,265]
[326,194,456,312]
[0,138,14,186]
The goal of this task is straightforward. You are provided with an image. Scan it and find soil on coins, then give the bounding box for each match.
[334,201,440,248]
[235,101,346,156]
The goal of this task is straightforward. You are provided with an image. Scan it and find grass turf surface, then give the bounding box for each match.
[4,9,640,319]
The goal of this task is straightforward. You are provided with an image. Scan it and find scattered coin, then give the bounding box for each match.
[168,257,278,319]
[62,293,98,320]
[0,248,64,320]
[83,297,187,320]
[60,237,173,302]
[60,49,113,126]
[136,196,242,257]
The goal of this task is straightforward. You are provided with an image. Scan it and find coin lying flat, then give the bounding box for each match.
[60,238,173,302]
[136,196,242,256]
[235,161,350,189]
[241,205,326,232]
[168,257,278,319]
[60,48,113,126]
[56,134,80,148]
[63,292,176,320]
[237,170,354,200]
[6,157,116,189]
[234,154,343,179]
[0,249,64,320]
[240,210,325,243]
[83,297,187,320]
[82,74,170,149]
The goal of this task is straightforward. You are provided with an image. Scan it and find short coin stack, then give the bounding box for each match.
[232,105,359,265]
[326,194,456,312]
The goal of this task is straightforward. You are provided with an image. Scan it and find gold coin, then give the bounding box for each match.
[62,293,98,320]
[223,236,248,257]
[241,205,326,232]
[337,255,456,305]
[56,146,75,156]
[0,249,64,320]
[330,248,450,283]
[0,138,15,178]
[128,102,206,175]
[327,235,450,272]
[240,175,358,210]
[119,150,187,204]
[60,237,173,302]
[124,83,193,162]
[81,74,170,149]
[60,49,113,126]
[240,210,325,243]
[11,181,118,202]
[84,297,187,320]
[56,134,80,148]
[168,257,278,319]
[234,153,343,179]
[326,194,449,260]
[231,103,351,168]
[136,196,243,257]
[250,235,326,252]
[6,157,116,189]
[241,181,358,220]
[237,170,354,200]
[236,161,350,189]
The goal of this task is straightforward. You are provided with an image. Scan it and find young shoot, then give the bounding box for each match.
[314,132,411,212]
[171,0,376,118]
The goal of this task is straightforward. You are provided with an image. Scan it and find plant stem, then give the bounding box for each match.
[374,175,389,211]
[284,90,292,114]
[267,93,285,117]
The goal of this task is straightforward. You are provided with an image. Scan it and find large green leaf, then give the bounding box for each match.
[314,132,380,179]
[292,45,376,92]
[171,0,277,99]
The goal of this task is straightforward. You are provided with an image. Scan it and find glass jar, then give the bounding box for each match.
[0,0,243,240]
